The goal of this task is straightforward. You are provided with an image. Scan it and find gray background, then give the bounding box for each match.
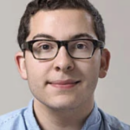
[0,0,130,124]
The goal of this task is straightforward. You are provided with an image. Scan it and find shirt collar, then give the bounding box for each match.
[81,103,101,130]
[25,100,101,130]
[24,99,40,130]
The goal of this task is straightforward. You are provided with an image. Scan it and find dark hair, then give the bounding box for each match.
[17,0,105,49]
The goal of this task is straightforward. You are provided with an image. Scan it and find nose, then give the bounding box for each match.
[53,46,74,72]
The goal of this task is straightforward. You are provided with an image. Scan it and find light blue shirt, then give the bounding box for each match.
[0,100,130,130]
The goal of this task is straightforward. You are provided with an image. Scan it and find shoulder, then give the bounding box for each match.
[98,108,130,130]
[0,107,27,130]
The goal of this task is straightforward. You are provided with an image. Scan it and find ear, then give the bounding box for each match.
[99,49,111,78]
[15,52,27,80]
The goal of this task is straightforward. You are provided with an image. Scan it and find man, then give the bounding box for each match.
[0,0,129,129]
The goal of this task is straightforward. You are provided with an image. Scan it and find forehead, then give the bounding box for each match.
[27,9,97,40]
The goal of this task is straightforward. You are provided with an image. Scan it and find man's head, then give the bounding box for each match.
[15,0,110,111]
[18,0,105,49]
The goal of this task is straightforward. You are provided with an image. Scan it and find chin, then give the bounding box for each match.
[45,96,82,110]
[47,103,80,111]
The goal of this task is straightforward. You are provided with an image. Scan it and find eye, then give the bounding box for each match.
[76,43,87,49]
[75,41,90,50]
[36,42,54,51]
[33,40,56,53]
[41,44,51,50]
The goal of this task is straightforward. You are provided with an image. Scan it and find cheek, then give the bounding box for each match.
[77,61,100,77]
[75,53,101,83]
[25,56,53,88]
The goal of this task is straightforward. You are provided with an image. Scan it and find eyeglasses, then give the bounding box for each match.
[21,39,104,60]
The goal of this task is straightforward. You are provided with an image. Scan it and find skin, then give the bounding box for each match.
[15,9,110,130]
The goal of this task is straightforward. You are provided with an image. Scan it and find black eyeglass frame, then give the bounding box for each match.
[21,39,104,60]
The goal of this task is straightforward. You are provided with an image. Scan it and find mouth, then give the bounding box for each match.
[47,80,81,89]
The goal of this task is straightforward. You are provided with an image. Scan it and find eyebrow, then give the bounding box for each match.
[33,34,55,40]
[70,33,93,40]
[32,33,94,40]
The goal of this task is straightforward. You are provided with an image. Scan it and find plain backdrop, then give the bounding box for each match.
[0,0,130,124]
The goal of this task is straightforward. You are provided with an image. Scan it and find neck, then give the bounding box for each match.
[33,98,94,130]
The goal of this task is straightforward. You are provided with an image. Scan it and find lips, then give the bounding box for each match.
[48,80,81,89]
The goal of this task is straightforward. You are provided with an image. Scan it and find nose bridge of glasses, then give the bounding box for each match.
[57,40,68,50]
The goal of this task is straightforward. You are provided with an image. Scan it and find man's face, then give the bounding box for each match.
[16,9,109,110]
